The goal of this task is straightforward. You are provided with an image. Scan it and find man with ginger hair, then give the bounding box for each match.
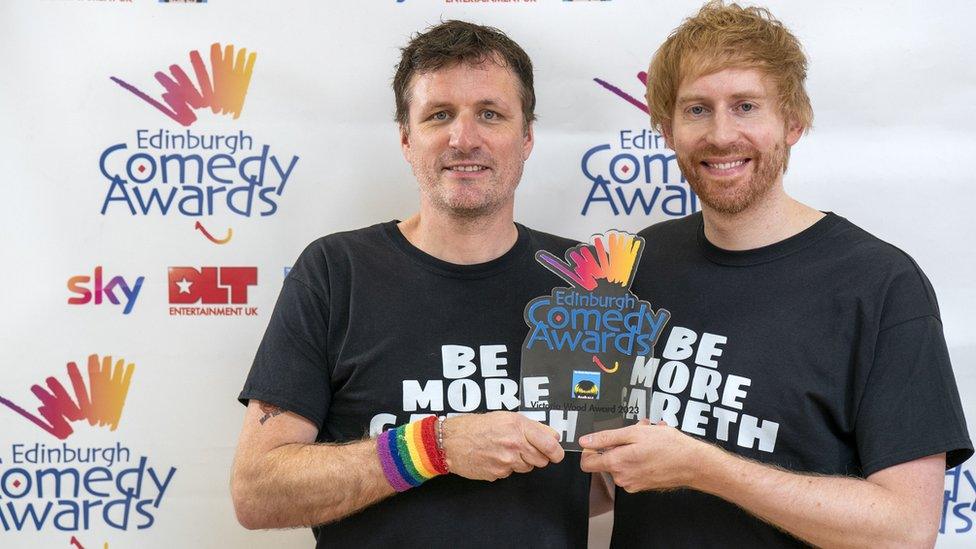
[580,2,972,547]
[231,21,598,548]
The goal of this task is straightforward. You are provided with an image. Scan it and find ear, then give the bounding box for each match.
[399,124,411,160]
[521,122,535,160]
[785,117,803,146]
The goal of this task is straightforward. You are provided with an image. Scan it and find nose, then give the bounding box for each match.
[448,113,482,153]
[705,109,739,149]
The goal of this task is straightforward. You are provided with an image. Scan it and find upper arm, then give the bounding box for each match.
[230,401,328,528]
[234,400,320,471]
[866,452,946,542]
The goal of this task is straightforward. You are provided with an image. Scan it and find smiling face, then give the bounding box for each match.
[400,58,534,219]
[665,67,803,215]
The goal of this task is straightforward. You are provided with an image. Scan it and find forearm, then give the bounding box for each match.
[232,438,394,529]
[693,446,938,548]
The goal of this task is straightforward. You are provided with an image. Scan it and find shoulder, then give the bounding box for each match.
[825,216,929,286]
[288,222,395,289]
[636,213,702,256]
[637,212,701,240]
[521,225,580,256]
[824,215,941,325]
[300,222,392,260]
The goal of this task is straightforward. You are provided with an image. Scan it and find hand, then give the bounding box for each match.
[579,420,709,493]
[442,411,565,481]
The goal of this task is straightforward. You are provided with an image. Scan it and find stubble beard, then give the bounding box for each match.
[416,154,523,220]
[678,141,787,215]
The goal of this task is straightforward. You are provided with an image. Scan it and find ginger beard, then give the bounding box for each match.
[677,140,788,215]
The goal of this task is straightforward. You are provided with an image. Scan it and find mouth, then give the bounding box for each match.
[444,164,490,173]
[700,158,751,175]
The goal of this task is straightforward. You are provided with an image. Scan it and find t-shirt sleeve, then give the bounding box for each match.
[238,275,332,430]
[854,264,973,476]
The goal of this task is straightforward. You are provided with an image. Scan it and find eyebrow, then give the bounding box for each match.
[676,91,767,106]
[418,99,507,112]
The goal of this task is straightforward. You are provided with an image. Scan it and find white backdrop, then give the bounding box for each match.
[1,0,974,547]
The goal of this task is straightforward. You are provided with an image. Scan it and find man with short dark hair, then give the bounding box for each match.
[231,21,592,548]
[580,2,972,547]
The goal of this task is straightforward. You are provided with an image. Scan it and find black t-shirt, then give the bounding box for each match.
[239,221,590,549]
[611,212,972,548]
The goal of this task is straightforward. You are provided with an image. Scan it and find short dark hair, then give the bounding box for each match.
[393,20,536,130]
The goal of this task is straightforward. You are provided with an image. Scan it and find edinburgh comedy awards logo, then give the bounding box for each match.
[101,43,300,245]
[943,463,976,536]
[0,355,177,536]
[582,69,699,218]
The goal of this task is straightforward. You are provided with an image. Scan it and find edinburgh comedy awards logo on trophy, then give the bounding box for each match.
[520,231,670,451]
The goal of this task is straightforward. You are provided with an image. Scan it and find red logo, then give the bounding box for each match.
[168,267,258,316]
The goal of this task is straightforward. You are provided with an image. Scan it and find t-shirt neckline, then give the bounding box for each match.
[381,219,531,279]
[697,211,842,267]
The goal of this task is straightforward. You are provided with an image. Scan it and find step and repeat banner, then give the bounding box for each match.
[2,1,974,547]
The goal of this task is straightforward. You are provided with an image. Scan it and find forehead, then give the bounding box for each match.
[406,60,522,111]
[677,67,774,102]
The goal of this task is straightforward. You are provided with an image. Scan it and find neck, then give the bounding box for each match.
[701,183,824,251]
[397,204,518,265]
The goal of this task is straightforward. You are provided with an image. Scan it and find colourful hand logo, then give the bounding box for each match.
[0,355,134,440]
[111,43,256,127]
[537,231,644,291]
[594,71,649,114]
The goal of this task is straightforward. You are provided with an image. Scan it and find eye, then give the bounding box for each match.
[738,102,755,113]
[688,105,706,116]
[431,111,449,121]
[482,110,498,120]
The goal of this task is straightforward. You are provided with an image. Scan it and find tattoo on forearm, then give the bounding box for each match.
[259,403,285,425]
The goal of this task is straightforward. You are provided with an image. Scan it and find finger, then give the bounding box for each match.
[638,418,651,426]
[512,455,534,474]
[520,444,550,469]
[579,425,639,450]
[580,449,609,473]
[523,422,565,464]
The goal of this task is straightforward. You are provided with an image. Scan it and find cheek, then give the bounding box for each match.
[670,130,700,153]
[752,132,783,153]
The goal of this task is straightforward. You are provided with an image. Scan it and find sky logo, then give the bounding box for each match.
[111,43,256,127]
[67,267,144,315]
[0,355,135,440]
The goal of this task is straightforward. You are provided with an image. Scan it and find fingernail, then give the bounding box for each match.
[580,435,590,445]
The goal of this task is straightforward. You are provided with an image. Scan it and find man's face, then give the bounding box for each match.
[665,67,802,215]
[400,58,533,218]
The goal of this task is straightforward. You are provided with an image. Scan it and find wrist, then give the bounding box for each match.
[440,415,461,471]
[376,416,448,492]
[435,415,449,471]
[687,439,727,493]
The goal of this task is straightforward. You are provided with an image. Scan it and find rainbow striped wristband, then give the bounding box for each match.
[377,415,449,492]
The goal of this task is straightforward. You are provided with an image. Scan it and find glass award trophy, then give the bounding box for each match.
[520,231,670,451]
